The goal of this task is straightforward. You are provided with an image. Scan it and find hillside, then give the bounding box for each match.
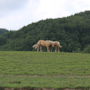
[0,28,8,35]
[0,11,90,52]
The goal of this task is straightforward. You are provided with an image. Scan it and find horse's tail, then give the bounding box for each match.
[56,41,62,48]
[59,45,62,48]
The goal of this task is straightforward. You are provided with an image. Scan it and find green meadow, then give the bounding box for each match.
[0,51,90,88]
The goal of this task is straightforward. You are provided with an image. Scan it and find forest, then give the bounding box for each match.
[0,11,90,52]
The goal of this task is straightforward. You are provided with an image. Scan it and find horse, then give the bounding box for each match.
[32,40,62,52]
[36,40,53,52]
[51,41,62,52]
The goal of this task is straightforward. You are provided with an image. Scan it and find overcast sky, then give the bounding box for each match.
[0,0,90,30]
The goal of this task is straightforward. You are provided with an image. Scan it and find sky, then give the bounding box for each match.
[0,0,90,30]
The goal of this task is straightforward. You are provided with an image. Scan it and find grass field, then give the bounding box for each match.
[0,51,90,88]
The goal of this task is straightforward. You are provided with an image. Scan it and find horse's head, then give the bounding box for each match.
[32,44,39,49]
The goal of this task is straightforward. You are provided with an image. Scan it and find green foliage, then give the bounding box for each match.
[0,11,90,52]
[83,45,90,53]
[0,51,90,88]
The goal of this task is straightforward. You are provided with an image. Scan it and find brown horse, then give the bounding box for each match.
[32,40,62,52]
[50,41,62,52]
[37,40,52,52]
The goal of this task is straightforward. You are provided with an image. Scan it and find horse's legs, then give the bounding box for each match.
[47,46,50,52]
[57,47,60,52]
[40,46,42,52]
[49,46,52,52]
[37,47,39,52]
[55,46,57,52]
[54,46,59,52]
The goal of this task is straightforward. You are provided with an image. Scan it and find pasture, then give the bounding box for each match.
[0,51,90,88]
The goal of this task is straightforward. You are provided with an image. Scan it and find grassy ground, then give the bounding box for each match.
[0,51,90,88]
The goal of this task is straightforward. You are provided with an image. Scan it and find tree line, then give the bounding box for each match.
[0,11,90,53]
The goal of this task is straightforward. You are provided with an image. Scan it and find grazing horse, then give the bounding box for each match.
[32,40,62,52]
[50,41,62,52]
[37,40,53,52]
